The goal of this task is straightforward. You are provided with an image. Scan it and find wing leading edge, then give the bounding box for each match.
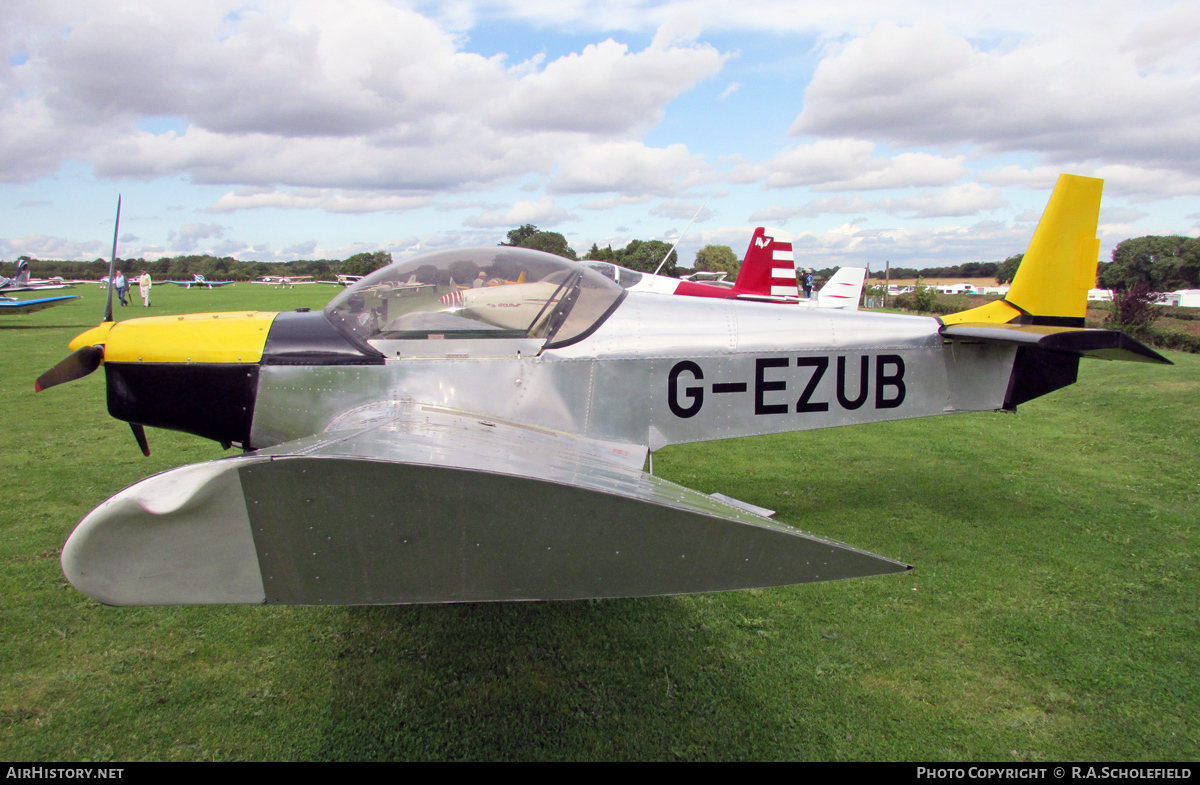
[62,402,907,606]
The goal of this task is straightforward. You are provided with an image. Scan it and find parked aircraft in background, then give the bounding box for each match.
[36,175,1170,608]
[0,260,76,292]
[0,294,81,314]
[252,275,317,285]
[680,271,732,286]
[164,274,235,289]
[583,227,867,310]
[810,267,867,308]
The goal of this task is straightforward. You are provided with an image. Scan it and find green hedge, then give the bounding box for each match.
[1123,324,1200,354]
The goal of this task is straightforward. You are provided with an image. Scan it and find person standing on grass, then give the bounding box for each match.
[114,270,128,307]
[139,270,152,307]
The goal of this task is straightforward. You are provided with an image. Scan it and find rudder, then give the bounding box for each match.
[734,228,799,300]
[943,174,1102,327]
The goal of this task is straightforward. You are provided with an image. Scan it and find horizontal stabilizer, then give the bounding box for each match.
[941,323,1172,365]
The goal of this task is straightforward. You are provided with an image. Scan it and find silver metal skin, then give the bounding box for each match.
[68,248,1035,606]
[251,293,1015,452]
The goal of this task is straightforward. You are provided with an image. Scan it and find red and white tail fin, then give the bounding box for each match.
[815,267,866,310]
[733,227,799,301]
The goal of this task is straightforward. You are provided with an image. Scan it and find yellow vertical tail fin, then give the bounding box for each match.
[943,174,1103,327]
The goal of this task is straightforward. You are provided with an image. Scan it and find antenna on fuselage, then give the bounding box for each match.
[653,201,706,276]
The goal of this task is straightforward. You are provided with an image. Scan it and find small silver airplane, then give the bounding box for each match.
[37,175,1169,607]
[0,260,76,292]
[164,274,235,289]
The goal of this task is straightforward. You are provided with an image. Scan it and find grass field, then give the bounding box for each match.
[1,283,1197,761]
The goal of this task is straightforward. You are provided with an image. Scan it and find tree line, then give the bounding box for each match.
[7,227,1197,292]
[0,251,394,281]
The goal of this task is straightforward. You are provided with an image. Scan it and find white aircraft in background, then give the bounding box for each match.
[251,275,317,286]
[582,228,867,310]
[164,274,235,289]
[0,260,76,292]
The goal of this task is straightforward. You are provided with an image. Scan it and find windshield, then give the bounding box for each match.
[324,247,624,348]
[583,261,643,289]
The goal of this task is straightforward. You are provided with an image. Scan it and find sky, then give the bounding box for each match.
[2,0,1198,269]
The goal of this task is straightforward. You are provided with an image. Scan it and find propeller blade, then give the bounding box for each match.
[103,196,121,323]
[130,423,150,457]
[34,345,104,392]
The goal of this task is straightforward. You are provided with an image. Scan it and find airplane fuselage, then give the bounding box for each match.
[244,292,1013,452]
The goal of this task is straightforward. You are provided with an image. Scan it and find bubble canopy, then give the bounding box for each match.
[324,247,625,350]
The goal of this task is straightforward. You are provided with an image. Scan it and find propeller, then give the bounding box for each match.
[36,196,149,456]
[103,195,120,323]
[34,345,104,392]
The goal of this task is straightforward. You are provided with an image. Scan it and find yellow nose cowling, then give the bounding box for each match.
[68,322,116,352]
[73,311,278,364]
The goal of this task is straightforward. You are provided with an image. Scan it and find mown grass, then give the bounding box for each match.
[1,285,1197,761]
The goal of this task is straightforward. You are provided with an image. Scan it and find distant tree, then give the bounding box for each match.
[995,254,1023,284]
[911,277,937,313]
[1101,235,1199,291]
[501,224,540,247]
[617,239,678,276]
[516,231,577,260]
[498,224,577,259]
[341,251,392,276]
[694,244,739,278]
[583,243,616,262]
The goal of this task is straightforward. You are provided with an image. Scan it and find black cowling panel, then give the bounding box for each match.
[106,363,259,446]
[262,311,385,365]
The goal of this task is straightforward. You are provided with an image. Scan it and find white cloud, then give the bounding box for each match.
[463,196,574,228]
[207,187,432,213]
[282,240,318,257]
[729,138,966,191]
[1122,1,1200,70]
[168,222,228,252]
[649,201,714,221]
[717,82,740,100]
[491,38,726,133]
[0,1,726,201]
[580,195,653,210]
[551,141,710,195]
[977,166,1063,189]
[785,218,1035,268]
[1101,207,1149,225]
[750,183,1005,221]
[0,234,104,260]
[791,21,1200,175]
[980,163,1200,200]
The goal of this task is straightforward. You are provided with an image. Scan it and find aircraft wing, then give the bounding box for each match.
[0,294,81,314]
[0,283,74,292]
[61,401,908,606]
